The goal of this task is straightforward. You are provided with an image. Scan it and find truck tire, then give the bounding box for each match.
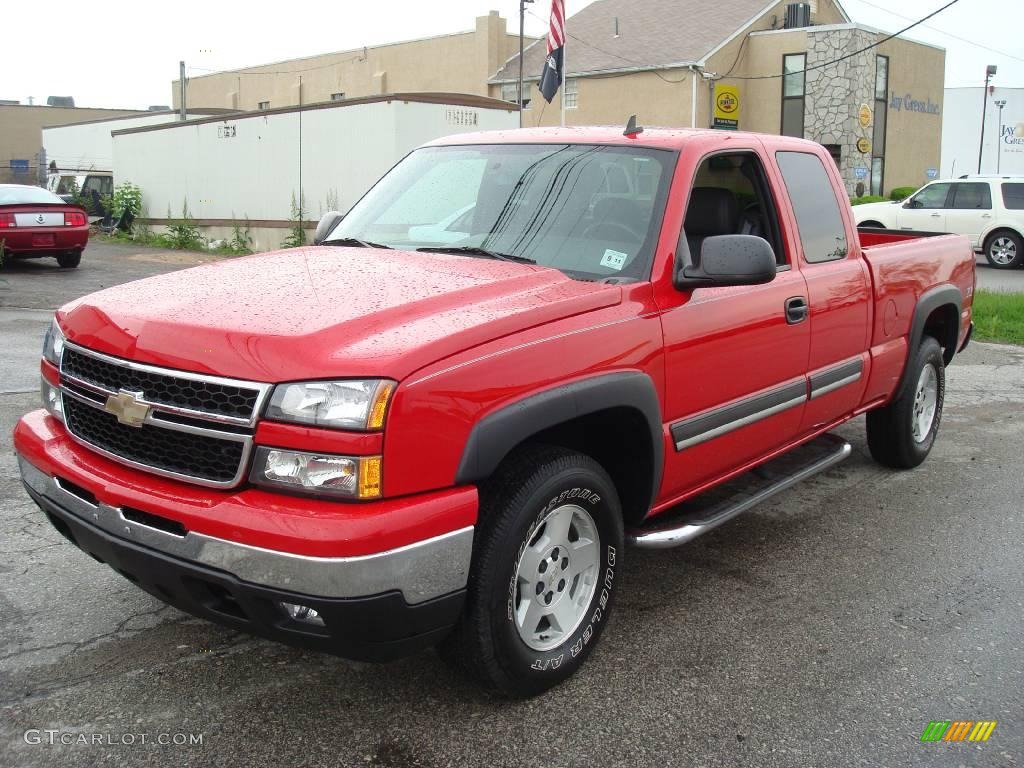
[439,445,623,697]
[866,336,945,469]
[57,250,82,269]
[983,230,1023,269]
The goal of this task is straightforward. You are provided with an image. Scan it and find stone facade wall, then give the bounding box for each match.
[804,28,877,196]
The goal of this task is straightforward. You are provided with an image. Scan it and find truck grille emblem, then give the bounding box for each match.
[104,390,151,427]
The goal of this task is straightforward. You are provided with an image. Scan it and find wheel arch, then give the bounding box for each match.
[896,284,961,399]
[455,372,663,526]
[982,225,1023,249]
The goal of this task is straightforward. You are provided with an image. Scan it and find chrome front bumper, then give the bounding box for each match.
[19,456,472,604]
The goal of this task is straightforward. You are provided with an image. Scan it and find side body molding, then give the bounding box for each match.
[454,371,664,510]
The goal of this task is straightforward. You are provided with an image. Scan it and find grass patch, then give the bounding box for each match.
[972,289,1024,346]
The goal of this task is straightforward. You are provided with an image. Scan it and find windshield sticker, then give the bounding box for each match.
[600,249,628,271]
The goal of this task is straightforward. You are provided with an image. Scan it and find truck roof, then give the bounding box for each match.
[428,125,825,152]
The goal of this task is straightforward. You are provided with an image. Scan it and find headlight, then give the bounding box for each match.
[42,318,65,367]
[250,447,382,499]
[266,379,395,430]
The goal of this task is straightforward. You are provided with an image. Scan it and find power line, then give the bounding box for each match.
[843,0,1024,63]
[727,0,962,80]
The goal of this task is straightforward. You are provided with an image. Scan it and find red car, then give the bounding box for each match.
[0,184,88,268]
[14,127,975,696]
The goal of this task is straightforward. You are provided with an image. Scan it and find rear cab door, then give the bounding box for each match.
[945,181,994,249]
[769,145,871,433]
[652,137,810,502]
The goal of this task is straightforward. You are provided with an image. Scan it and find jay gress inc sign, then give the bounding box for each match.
[889,92,940,116]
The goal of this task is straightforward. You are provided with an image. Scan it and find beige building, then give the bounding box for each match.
[173,12,530,112]
[491,0,946,196]
[0,104,150,184]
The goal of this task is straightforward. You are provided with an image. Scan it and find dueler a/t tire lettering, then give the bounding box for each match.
[438,445,623,698]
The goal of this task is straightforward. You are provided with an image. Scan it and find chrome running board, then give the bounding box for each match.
[627,434,852,550]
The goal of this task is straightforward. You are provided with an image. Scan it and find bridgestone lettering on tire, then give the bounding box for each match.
[439,445,623,697]
[867,336,945,469]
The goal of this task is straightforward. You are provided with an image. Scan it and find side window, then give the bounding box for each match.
[907,183,951,209]
[1000,183,1024,210]
[680,151,787,267]
[951,183,992,210]
[775,151,848,264]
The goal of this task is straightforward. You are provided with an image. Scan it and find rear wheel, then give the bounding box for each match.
[867,336,945,468]
[57,250,81,269]
[439,445,623,697]
[984,230,1023,269]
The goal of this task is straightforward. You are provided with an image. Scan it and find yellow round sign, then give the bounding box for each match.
[856,137,872,154]
[858,104,872,127]
[716,91,739,114]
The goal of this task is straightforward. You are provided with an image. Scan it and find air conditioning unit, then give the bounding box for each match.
[784,3,811,29]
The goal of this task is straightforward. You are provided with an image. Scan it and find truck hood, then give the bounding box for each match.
[58,247,621,382]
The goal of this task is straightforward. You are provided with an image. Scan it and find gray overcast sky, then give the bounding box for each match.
[3,0,1021,109]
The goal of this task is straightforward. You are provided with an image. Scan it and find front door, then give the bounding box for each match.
[897,181,952,232]
[656,148,810,500]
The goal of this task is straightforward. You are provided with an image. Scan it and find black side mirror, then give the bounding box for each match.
[313,211,344,245]
[675,235,777,289]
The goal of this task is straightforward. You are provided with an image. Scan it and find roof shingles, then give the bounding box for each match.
[492,0,775,82]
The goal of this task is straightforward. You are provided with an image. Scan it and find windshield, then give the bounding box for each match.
[326,143,676,281]
[0,185,65,205]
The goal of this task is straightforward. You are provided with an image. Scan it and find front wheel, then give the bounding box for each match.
[439,445,623,697]
[866,336,945,468]
[984,231,1023,269]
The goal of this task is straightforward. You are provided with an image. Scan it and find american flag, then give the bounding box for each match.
[538,0,566,103]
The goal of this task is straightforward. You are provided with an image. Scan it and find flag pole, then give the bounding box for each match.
[560,15,566,127]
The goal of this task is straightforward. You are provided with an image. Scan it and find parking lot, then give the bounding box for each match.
[1,242,1022,767]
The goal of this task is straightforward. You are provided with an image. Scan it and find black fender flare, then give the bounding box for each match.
[454,371,664,511]
[895,283,962,399]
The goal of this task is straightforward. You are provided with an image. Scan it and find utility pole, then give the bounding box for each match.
[977,64,996,174]
[995,99,1007,174]
[518,0,533,128]
[179,61,187,121]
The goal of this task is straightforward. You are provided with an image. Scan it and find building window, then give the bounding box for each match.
[872,55,889,196]
[258,101,270,110]
[331,92,345,101]
[564,78,578,109]
[781,54,806,138]
[500,83,532,110]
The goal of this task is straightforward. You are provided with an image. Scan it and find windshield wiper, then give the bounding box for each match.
[323,237,392,249]
[415,245,536,264]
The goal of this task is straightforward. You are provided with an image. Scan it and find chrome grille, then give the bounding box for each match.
[62,347,261,421]
[58,343,270,488]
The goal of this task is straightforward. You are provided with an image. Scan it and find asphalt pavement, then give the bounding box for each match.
[0,241,1021,767]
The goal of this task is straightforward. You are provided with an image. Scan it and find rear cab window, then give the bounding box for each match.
[950,183,992,210]
[775,151,849,264]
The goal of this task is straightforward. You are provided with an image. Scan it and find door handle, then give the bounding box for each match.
[930,213,942,217]
[785,296,808,325]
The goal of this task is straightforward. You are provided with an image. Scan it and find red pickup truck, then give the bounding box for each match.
[15,127,975,697]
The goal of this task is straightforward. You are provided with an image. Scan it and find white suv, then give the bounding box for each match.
[854,177,1024,269]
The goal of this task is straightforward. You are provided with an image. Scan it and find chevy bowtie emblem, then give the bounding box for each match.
[104,390,150,427]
